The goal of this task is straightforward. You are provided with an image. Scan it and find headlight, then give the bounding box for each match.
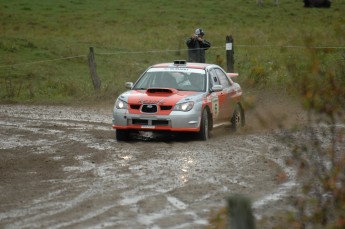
[115,99,128,109]
[173,101,194,112]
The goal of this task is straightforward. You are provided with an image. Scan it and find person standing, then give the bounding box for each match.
[186,28,211,63]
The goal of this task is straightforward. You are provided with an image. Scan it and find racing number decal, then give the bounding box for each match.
[211,94,219,118]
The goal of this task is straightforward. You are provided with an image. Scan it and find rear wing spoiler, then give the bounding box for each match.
[226,73,239,78]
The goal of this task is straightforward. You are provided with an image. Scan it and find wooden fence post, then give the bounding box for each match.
[227,194,256,229]
[226,35,234,73]
[88,47,101,91]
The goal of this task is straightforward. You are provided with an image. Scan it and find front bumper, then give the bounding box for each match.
[112,108,201,132]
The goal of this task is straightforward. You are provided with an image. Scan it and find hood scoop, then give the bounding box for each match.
[146,88,178,94]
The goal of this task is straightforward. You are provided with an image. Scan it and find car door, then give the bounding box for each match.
[209,68,228,122]
[214,68,237,121]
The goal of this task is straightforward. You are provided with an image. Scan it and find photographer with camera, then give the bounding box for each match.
[186,28,211,63]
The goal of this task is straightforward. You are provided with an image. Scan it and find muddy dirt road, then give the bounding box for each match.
[0,95,305,228]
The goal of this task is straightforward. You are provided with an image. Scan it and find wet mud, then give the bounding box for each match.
[0,94,306,228]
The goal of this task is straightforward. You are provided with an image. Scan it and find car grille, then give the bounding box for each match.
[129,104,173,113]
[129,104,172,127]
[160,106,173,110]
[130,104,141,109]
[141,104,157,113]
[131,119,170,126]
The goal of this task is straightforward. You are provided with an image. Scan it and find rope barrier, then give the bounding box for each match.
[0,55,86,69]
[235,45,345,49]
[97,45,345,56]
[0,45,343,69]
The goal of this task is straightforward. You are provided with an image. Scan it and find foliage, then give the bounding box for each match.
[207,22,345,229]
[277,42,345,229]
[0,0,344,103]
[208,207,228,229]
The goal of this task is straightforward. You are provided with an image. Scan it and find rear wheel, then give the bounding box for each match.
[116,129,130,141]
[197,109,210,141]
[231,104,242,131]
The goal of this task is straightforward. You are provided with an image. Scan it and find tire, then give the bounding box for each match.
[197,109,210,141]
[231,104,242,131]
[116,129,130,141]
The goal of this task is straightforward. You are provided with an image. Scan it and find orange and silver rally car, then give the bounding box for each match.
[112,60,245,141]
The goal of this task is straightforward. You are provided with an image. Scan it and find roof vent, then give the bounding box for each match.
[173,60,187,65]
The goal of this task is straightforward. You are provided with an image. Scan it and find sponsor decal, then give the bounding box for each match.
[141,125,155,129]
[211,94,219,118]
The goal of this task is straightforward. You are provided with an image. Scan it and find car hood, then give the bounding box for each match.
[121,88,202,106]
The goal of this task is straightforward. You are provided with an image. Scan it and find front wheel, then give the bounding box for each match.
[116,129,130,141]
[197,109,210,141]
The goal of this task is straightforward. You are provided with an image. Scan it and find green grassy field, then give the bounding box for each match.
[0,0,344,103]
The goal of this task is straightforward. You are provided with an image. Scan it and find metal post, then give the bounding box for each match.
[226,35,234,73]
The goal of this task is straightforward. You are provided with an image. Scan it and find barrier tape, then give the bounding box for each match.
[0,45,344,69]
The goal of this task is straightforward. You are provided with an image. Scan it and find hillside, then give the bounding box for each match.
[0,0,344,103]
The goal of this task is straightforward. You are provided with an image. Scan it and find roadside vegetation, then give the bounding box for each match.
[1,0,344,228]
[0,0,343,103]
[279,44,345,229]
[208,46,345,229]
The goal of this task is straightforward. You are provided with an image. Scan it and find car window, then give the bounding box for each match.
[151,72,178,88]
[215,68,231,88]
[134,72,155,89]
[133,70,206,91]
[185,73,205,91]
[209,69,221,87]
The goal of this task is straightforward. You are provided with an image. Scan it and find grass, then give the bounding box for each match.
[0,0,344,103]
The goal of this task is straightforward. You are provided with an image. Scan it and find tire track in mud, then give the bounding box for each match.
[0,104,297,228]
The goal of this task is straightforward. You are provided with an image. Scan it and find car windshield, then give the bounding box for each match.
[133,68,206,92]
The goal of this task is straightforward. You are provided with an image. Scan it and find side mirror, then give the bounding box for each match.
[211,85,223,92]
[125,82,133,89]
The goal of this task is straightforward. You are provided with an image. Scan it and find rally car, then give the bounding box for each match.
[112,60,245,141]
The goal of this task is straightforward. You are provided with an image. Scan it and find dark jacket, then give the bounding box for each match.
[186,37,211,63]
